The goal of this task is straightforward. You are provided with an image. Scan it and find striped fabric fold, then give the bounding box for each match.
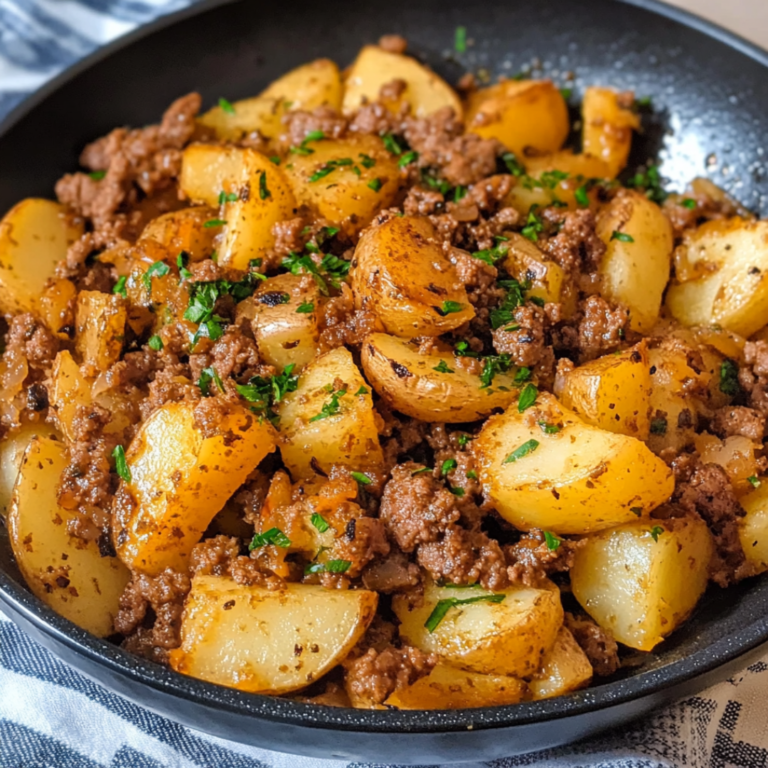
[1,2,768,766]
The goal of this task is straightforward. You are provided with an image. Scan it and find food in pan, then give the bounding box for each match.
[2,32,767,710]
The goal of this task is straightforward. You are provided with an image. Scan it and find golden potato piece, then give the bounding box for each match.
[9,437,130,636]
[169,576,377,693]
[473,392,674,534]
[666,218,768,337]
[218,151,298,271]
[342,45,462,119]
[281,135,400,236]
[466,80,569,156]
[596,189,673,334]
[199,59,342,141]
[278,347,383,479]
[361,332,519,423]
[557,343,651,439]
[39,278,78,340]
[528,627,593,700]
[237,273,321,372]
[0,422,60,518]
[393,580,563,678]
[571,517,714,651]
[75,291,127,373]
[113,401,276,575]
[500,233,570,308]
[582,87,640,178]
[48,350,93,442]
[383,665,527,710]
[351,215,474,338]
[739,483,768,573]
[0,198,83,315]
[140,206,218,262]
[694,434,759,495]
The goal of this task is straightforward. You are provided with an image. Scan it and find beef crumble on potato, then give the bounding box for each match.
[2,32,768,710]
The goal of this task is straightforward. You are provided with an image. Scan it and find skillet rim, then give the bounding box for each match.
[1,0,768,736]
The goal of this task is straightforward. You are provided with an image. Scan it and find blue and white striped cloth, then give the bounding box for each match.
[2,3,768,766]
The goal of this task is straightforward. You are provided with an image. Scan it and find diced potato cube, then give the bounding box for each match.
[529,627,593,700]
[140,206,218,262]
[169,576,377,693]
[739,483,768,573]
[75,291,127,373]
[582,87,640,178]
[570,517,714,651]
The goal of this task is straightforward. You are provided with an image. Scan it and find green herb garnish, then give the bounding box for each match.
[719,359,741,397]
[219,97,236,114]
[249,527,291,550]
[441,459,458,477]
[112,445,131,483]
[434,360,454,373]
[89,170,106,181]
[748,476,761,489]
[310,388,347,422]
[142,261,170,293]
[649,526,664,542]
[351,471,372,485]
[611,231,635,243]
[425,594,505,633]
[503,439,540,464]
[311,513,330,533]
[543,531,561,551]
[367,178,383,192]
[113,276,127,298]
[148,335,163,351]
[398,150,418,167]
[518,383,538,412]
[259,171,271,199]
[438,300,464,316]
[650,418,668,435]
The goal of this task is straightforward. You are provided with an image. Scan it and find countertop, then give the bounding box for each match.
[666,0,768,49]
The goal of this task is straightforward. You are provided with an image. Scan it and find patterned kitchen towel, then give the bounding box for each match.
[1,2,768,767]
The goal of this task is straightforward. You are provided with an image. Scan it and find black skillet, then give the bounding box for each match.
[1,0,768,762]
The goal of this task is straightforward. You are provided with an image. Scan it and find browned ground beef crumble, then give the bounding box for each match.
[2,36,763,704]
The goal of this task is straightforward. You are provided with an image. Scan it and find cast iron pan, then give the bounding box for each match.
[1,0,768,762]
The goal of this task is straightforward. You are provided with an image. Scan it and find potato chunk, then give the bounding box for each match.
[0,423,60,518]
[199,59,343,141]
[140,206,218,262]
[113,401,276,575]
[281,135,400,236]
[169,576,377,693]
[557,343,651,439]
[180,144,248,206]
[528,627,593,700]
[278,347,383,479]
[571,517,714,651]
[75,291,127,373]
[739,483,768,573]
[0,199,83,315]
[9,437,129,636]
[596,190,673,333]
[237,273,321,372]
[500,233,570,310]
[473,392,674,534]
[384,665,527,710]
[342,45,462,119]
[582,87,640,178]
[393,580,563,678]
[666,218,768,337]
[361,333,519,423]
[351,215,474,338]
[466,80,569,157]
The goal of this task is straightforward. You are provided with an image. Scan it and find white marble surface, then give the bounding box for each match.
[666,0,768,48]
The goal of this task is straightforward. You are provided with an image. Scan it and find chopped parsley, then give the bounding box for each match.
[355,385,369,396]
[425,594,505,633]
[203,218,226,228]
[113,276,127,297]
[112,445,131,483]
[359,153,376,169]
[421,169,452,196]
[398,150,418,167]
[441,459,458,477]
[147,335,163,351]
[649,525,664,542]
[290,130,325,155]
[309,157,354,183]
[259,171,271,200]
[682,198,697,210]
[575,185,590,207]
[249,527,291,550]
[538,420,561,434]
[142,261,170,294]
[198,366,225,397]
[367,178,383,192]
[382,133,403,155]
[466,469,478,480]
[351,471,372,485]
[177,251,192,281]
[433,360,454,374]
[449,486,465,497]
[719,359,741,397]
[560,87,573,100]
[611,230,635,243]
[539,170,569,189]
[521,207,543,242]
[472,243,508,266]
[454,340,479,358]
[218,190,238,204]
[311,513,330,533]
[501,151,525,177]
[457,434,473,448]
[748,476,761,489]
[89,170,106,181]
[438,300,464,316]
[305,559,352,575]
[543,531,561,551]
[480,353,512,388]
[236,364,299,424]
[309,387,347,422]
[635,95,653,108]
[455,25,467,53]
[490,280,527,330]
[650,418,668,435]
[269,156,282,165]
[626,164,668,204]
[218,97,236,114]
[503,439,540,464]
[411,467,432,476]
[517,383,538,412]
[514,367,532,384]
[282,250,350,296]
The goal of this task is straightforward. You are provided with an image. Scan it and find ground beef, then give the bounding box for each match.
[281,106,348,147]
[379,463,461,552]
[115,567,191,664]
[270,216,310,265]
[189,536,284,588]
[739,341,768,416]
[417,525,508,590]
[505,529,583,586]
[402,186,445,217]
[344,646,436,706]
[566,295,629,362]
[318,283,378,350]
[403,107,501,187]
[672,460,749,586]
[5,313,59,368]
[348,101,403,136]
[565,613,620,677]
[710,406,765,441]
[362,551,421,593]
[541,208,606,276]
[492,304,548,367]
